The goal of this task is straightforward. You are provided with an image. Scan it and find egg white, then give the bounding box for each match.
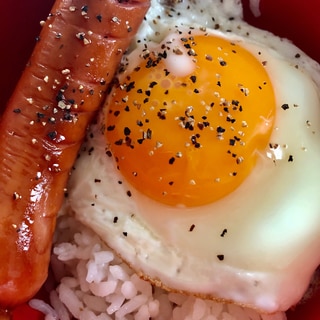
[63,0,320,313]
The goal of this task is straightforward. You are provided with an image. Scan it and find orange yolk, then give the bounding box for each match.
[105,34,276,207]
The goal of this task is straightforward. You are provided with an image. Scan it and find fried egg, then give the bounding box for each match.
[64,0,320,313]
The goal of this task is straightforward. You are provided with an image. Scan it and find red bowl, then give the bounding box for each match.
[242,0,320,64]
[1,0,320,319]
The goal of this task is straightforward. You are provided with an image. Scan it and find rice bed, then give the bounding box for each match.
[30,215,287,320]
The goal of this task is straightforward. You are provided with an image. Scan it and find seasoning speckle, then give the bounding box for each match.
[281,103,289,111]
[220,229,228,237]
[112,16,121,24]
[217,254,225,261]
[81,5,88,15]
[13,192,21,200]
[47,131,58,140]
[96,14,102,22]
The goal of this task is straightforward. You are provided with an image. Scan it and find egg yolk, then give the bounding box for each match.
[105,34,276,207]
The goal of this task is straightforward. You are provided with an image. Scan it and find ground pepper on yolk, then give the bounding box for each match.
[105,34,276,207]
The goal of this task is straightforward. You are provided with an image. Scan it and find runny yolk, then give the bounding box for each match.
[105,34,276,207]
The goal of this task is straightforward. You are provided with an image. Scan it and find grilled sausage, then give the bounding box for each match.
[0,0,150,309]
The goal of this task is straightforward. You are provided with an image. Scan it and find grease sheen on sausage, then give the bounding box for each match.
[0,0,150,308]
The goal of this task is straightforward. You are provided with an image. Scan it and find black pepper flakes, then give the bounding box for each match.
[226,115,236,123]
[37,112,45,119]
[197,123,204,130]
[124,127,131,136]
[13,108,21,114]
[107,125,115,131]
[157,109,167,120]
[47,131,57,140]
[96,14,102,22]
[190,75,197,83]
[149,81,158,88]
[63,110,74,121]
[217,254,224,261]
[220,228,228,237]
[288,155,294,162]
[126,81,135,92]
[217,126,225,133]
[190,134,201,148]
[56,90,65,102]
[232,99,239,106]
[81,5,88,14]
[189,224,195,232]
[106,150,112,157]
[88,146,94,155]
[281,103,290,111]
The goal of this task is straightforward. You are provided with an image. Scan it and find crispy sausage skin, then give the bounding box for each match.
[0,0,150,308]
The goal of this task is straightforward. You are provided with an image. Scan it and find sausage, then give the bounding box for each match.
[0,0,150,309]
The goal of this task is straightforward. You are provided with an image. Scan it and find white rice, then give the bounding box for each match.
[30,214,287,320]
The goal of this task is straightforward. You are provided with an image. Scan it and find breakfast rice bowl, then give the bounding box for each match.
[28,0,320,318]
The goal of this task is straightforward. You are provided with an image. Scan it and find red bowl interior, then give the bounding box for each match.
[1,0,320,319]
[242,0,320,64]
